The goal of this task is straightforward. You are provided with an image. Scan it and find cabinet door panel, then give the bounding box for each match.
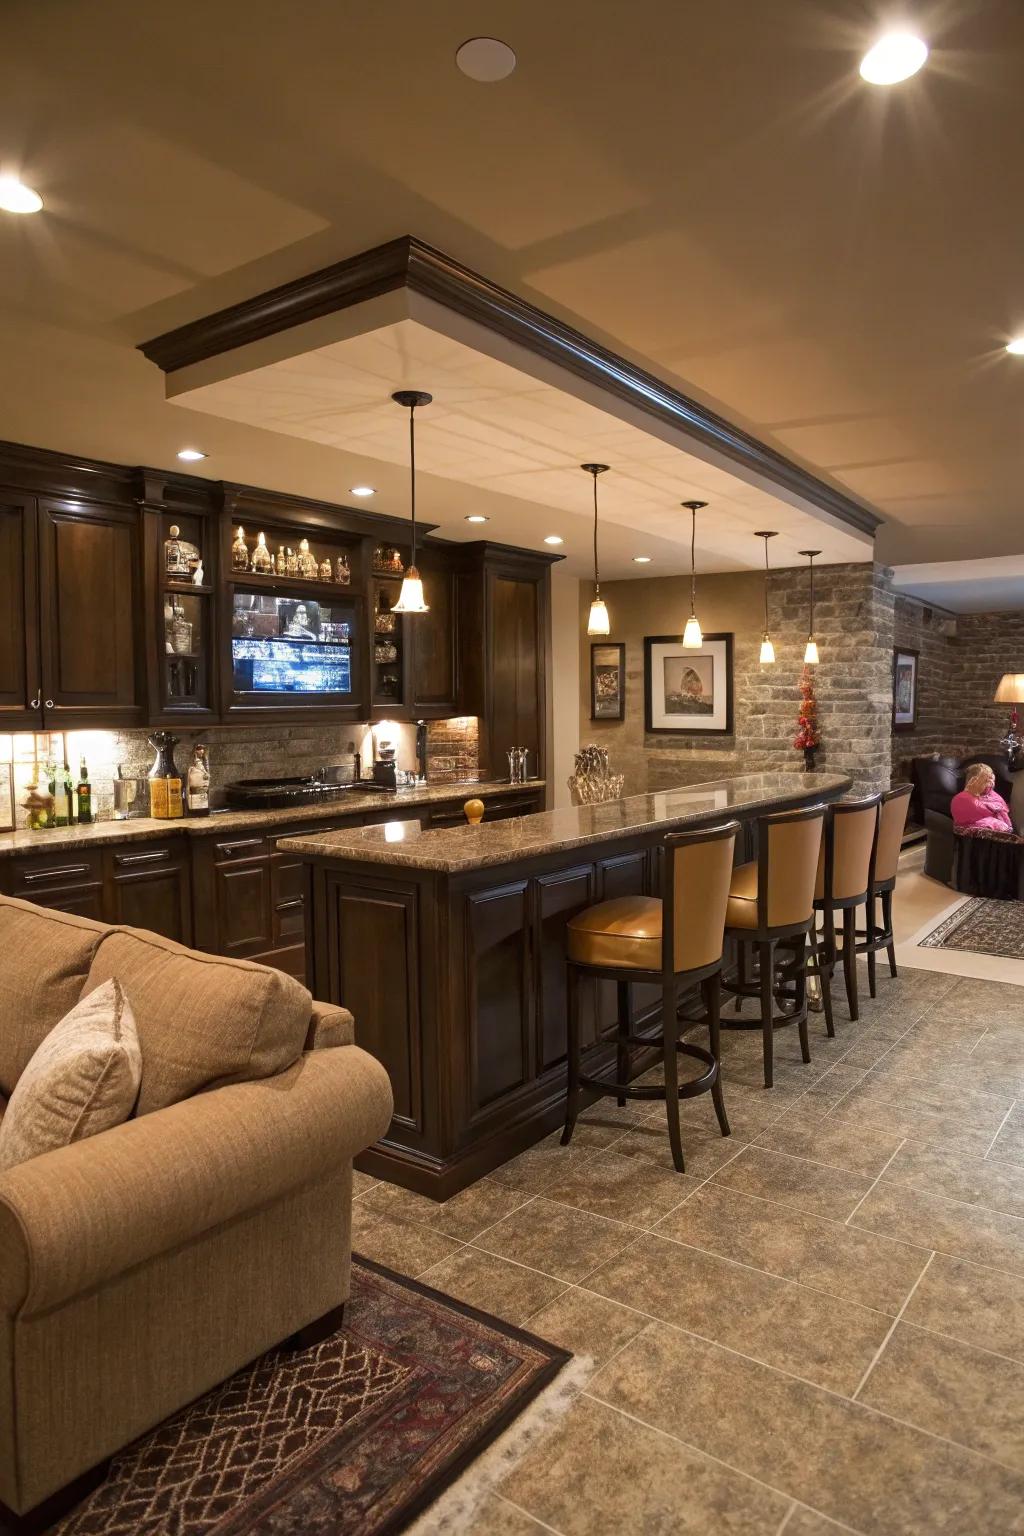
[108,853,191,944]
[534,866,594,1073]
[24,885,106,921]
[467,881,531,1111]
[38,501,141,726]
[0,494,40,726]
[412,559,457,711]
[214,862,273,955]
[489,575,541,774]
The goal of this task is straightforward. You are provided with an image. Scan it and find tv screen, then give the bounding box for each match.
[232,638,352,695]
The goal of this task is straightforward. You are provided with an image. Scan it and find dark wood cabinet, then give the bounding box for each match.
[410,550,458,715]
[0,492,39,729]
[106,841,192,943]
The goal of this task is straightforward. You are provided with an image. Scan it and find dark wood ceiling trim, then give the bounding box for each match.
[138,237,881,538]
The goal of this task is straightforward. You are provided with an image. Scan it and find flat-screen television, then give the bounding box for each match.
[230,594,354,695]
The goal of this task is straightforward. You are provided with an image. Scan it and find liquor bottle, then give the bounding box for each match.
[286,547,299,576]
[165,524,188,577]
[298,538,318,579]
[335,553,351,585]
[319,556,333,582]
[252,531,274,574]
[51,760,73,827]
[23,762,52,831]
[186,744,211,817]
[148,732,184,820]
[276,546,287,575]
[76,756,93,824]
[231,527,250,572]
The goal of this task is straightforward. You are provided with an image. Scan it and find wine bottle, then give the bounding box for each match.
[186,744,211,817]
[77,755,93,824]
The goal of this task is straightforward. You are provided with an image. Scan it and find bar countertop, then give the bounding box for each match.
[278,771,852,874]
[0,779,544,859]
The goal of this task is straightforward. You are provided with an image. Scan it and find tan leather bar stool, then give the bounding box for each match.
[858,783,912,997]
[720,805,826,1089]
[562,821,739,1174]
[812,795,881,1026]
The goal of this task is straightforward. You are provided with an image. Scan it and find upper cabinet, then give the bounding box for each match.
[408,544,458,717]
[0,488,143,732]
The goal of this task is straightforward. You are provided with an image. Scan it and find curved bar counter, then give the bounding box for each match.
[279,771,850,1196]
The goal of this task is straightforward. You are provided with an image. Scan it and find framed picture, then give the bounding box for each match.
[893,647,919,731]
[644,633,734,735]
[590,642,625,721]
[0,760,13,833]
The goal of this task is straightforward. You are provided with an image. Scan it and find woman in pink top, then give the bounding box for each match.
[951,763,1014,833]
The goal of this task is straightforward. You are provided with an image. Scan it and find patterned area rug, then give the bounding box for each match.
[53,1258,569,1536]
[919,896,1024,960]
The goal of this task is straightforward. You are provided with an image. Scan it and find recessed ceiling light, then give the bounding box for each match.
[0,175,42,214]
[1005,338,1024,356]
[633,555,652,564]
[465,514,489,523]
[176,448,207,462]
[349,485,375,496]
[455,37,517,82]
[859,31,928,85]
[543,535,564,546]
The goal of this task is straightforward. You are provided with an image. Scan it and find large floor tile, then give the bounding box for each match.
[610,1122,743,1177]
[710,1145,874,1221]
[990,1105,1024,1167]
[352,1215,464,1278]
[840,1073,1013,1136]
[826,1097,1000,1157]
[472,1197,635,1282]
[485,1142,598,1194]
[851,1182,1024,1276]
[881,1140,1024,1219]
[860,1321,1024,1471]
[590,1325,1024,1535]
[499,1392,790,1535]
[419,1247,567,1326]
[523,1286,648,1371]
[465,1496,553,1534]
[654,1184,929,1315]
[783,1510,858,1536]
[540,1148,700,1227]
[753,1114,904,1178]
[584,1231,889,1394]
[361,1177,531,1241]
[902,1252,1024,1363]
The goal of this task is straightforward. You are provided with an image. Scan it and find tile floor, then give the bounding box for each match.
[353,954,1024,1535]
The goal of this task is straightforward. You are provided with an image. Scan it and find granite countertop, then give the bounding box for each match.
[0,779,545,858]
[277,771,852,874]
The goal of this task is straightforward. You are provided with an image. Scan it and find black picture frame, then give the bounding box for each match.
[644,633,734,735]
[893,647,919,731]
[590,642,626,721]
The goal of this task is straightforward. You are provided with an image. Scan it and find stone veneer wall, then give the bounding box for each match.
[579,562,895,796]
[891,598,1024,782]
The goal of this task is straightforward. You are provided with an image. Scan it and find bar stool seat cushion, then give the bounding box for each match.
[566,896,662,970]
[725,862,759,929]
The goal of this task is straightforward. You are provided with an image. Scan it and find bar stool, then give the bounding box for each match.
[858,783,912,997]
[721,805,826,1089]
[813,795,881,1025]
[561,821,739,1173]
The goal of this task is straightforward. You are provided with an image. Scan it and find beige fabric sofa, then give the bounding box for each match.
[0,895,393,1524]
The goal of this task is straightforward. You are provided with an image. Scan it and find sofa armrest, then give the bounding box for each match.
[305,999,355,1051]
[0,1044,392,1317]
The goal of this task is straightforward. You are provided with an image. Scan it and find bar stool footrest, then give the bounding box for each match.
[579,1042,718,1104]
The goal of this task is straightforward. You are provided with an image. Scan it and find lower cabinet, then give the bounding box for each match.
[1,840,191,941]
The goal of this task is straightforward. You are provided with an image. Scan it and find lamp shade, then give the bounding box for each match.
[587,597,611,636]
[994,673,1024,704]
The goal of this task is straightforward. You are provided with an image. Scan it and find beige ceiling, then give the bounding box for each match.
[2,0,1023,576]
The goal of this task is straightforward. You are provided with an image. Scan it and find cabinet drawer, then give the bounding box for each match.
[8,848,105,893]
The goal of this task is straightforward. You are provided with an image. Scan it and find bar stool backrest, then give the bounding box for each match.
[664,821,739,973]
[874,784,912,885]
[760,805,825,928]
[822,796,881,902]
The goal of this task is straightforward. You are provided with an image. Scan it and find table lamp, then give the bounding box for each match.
[994,673,1024,768]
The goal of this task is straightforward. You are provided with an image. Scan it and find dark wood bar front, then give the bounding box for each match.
[281,771,850,1197]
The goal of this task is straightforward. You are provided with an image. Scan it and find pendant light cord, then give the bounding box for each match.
[763,536,770,631]
[408,404,417,565]
[592,471,600,596]
[808,554,815,636]
[690,507,697,616]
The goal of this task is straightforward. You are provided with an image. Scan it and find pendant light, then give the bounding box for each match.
[755,531,778,664]
[582,463,611,636]
[681,500,706,647]
[391,389,432,613]
[800,550,821,664]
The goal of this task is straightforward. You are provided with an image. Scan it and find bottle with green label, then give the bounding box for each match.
[77,755,93,824]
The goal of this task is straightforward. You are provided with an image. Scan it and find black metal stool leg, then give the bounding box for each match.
[662,977,685,1172]
[561,963,581,1146]
[883,888,897,977]
[705,972,730,1137]
[842,907,859,1021]
[866,891,878,999]
[757,939,776,1088]
[616,979,631,1108]
[792,933,811,1064]
[735,940,746,1012]
[808,923,835,1037]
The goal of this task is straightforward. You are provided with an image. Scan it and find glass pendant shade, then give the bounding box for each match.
[393,566,428,614]
[588,597,611,636]
[760,634,776,665]
[683,614,703,648]
[803,637,820,665]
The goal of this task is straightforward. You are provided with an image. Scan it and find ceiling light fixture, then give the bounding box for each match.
[465,514,489,523]
[455,37,517,81]
[800,550,821,665]
[681,500,707,648]
[755,531,778,664]
[176,448,207,462]
[349,485,375,497]
[632,555,652,564]
[1005,338,1024,356]
[859,31,928,84]
[544,535,564,546]
[0,175,42,214]
[391,390,432,614]
[582,463,611,636]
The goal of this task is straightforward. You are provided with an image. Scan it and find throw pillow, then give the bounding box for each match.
[0,978,142,1172]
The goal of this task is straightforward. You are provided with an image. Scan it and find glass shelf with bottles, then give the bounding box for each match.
[161,514,214,714]
[372,580,404,705]
[229,524,359,595]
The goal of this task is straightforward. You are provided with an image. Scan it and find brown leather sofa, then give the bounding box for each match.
[910,752,1017,884]
[0,895,393,1526]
